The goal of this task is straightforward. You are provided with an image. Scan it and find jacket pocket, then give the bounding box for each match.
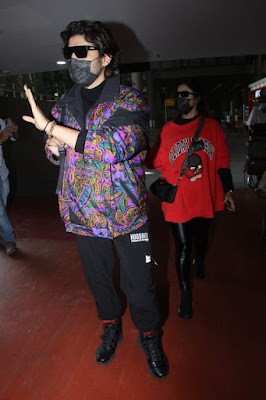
[119,179,139,206]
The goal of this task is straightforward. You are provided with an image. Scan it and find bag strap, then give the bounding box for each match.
[55,146,66,195]
[55,105,66,195]
[180,115,205,178]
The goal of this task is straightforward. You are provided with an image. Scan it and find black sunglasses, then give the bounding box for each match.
[63,45,100,59]
[177,91,195,98]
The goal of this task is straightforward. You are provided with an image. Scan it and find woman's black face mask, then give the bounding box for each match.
[176,97,194,115]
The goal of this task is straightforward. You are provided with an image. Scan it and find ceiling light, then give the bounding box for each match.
[57,61,66,65]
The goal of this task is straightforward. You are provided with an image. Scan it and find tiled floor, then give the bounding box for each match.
[0,190,265,400]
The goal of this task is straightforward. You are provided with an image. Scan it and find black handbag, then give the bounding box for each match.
[150,176,178,203]
[149,116,205,203]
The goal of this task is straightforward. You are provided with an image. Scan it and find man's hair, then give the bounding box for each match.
[177,79,202,98]
[60,20,120,77]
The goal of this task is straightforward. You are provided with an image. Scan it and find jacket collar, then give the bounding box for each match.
[58,73,120,106]
[56,74,120,130]
[98,73,120,103]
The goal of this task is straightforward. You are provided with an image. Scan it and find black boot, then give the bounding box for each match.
[178,290,193,318]
[95,319,122,364]
[193,257,206,280]
[138,330,169,379]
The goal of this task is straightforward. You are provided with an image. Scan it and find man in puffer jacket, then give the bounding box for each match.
[22,20,168,379]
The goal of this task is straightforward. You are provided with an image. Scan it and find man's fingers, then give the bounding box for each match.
[24,84,37,109]
[47,137,63,146]
[22,115,35,124]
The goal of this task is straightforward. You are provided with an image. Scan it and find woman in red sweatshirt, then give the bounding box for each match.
[145,79,235,318]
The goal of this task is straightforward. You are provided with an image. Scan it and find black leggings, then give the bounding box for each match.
[170,217,212,292]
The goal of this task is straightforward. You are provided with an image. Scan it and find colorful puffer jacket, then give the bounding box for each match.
[46,74,150,239]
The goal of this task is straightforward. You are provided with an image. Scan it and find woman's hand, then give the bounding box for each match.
[12,122,18,133]
[22,85,49,131]
[11,122,19,139]
[0,127,11,143]
[45,137,65,158]
[224,191,236,212]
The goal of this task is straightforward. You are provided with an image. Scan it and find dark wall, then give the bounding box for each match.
[0,97,59,198]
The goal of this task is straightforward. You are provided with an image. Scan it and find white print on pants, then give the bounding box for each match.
[130,232,151,263]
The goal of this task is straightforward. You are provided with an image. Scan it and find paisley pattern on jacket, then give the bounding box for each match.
[46,76,149,239]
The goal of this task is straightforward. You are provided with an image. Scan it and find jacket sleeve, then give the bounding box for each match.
[0,146,4,167]
[84,107,149,164]
[218,168,234,193]
[44,146,60,166]
[246,109,256,127]
[144,124,170,176]
[0,119,5,132]
[144,134,161,169]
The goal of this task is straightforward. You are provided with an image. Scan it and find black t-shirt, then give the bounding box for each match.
[174,114,200,125]
[75,80,106,153]
[81,80,106,115]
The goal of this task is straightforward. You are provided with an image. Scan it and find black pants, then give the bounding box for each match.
[170,217,212,292]
[75,223,161,333]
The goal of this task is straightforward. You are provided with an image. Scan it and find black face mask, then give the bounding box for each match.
[68,58,101,87]
[177,97,194,115]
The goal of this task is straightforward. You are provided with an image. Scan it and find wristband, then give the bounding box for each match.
[46,121,56,139]
[43,120,50,132]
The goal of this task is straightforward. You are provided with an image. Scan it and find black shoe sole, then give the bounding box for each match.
[178,308,193,318]
[194,273,206,280]
[95,332,123,365]
[137,336,169,379]
[6,249,17,256]
[193,259,206,280]
[178,292,193,318]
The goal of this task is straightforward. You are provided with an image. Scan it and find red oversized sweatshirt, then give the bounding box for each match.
[145,116,230,223]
